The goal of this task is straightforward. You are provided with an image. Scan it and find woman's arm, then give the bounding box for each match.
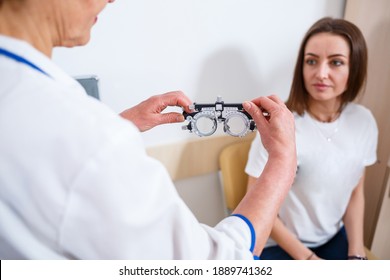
[343,172,366,258]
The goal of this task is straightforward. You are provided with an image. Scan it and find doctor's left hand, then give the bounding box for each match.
[119,91,193,132]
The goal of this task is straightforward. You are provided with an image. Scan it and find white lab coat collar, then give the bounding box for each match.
[0,34,80,89]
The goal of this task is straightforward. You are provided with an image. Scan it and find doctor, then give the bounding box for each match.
[0,0,296,259]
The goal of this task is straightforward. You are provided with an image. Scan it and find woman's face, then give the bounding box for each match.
[52,0,115,47]
[303,33,350,105]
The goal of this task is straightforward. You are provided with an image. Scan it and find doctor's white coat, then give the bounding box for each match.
[0,35,254,259]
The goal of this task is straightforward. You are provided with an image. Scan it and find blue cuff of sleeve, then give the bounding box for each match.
[231,214,256,253]
[253,255,260,260]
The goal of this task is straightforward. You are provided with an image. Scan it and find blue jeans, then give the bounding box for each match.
[259,227,348,260]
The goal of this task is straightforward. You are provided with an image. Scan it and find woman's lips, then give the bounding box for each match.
[313,83,330,91]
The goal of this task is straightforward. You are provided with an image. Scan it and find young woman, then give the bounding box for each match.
[245,17,378,260]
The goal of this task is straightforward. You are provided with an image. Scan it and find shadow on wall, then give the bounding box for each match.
[194,47,262,103]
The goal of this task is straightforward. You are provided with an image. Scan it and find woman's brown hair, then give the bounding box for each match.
[285,17,368,115]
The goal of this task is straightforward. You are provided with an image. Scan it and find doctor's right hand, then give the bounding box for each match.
[243,95,296,165]
[120,91,193,132]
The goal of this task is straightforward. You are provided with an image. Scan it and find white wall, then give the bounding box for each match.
[53,0,345,148]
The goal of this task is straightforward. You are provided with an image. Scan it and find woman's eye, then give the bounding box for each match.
[305,59,316,65]
[331,60,344,66]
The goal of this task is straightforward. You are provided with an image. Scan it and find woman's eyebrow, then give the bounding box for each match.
[304,52,348,58]
[328,53,348,58]
[304,52,319,57]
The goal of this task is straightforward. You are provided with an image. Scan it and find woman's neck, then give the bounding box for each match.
[307,98,342,123]
[0,3,53,57]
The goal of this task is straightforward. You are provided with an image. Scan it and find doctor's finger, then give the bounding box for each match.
[250,96,276,110]
[251,96,284,116]
[242,101,269,128]
[267,94,287,107]
[160,91,193,112]
[158,112,186,125]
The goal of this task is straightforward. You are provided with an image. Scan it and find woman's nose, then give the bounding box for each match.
[316,63,329,80]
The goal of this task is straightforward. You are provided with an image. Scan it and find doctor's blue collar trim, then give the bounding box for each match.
[231,214,256,254]
[0,47,50,78]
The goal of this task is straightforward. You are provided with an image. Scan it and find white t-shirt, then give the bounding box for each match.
[0,35,255,259]
[245,104,378,247]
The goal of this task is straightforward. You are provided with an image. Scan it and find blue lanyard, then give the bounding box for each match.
[0,47,50,77]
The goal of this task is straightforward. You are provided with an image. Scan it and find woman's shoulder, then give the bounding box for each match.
[292,111,305,120]
[342,103,378,134]
[292,111,310,126]
[343,103,375,121]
